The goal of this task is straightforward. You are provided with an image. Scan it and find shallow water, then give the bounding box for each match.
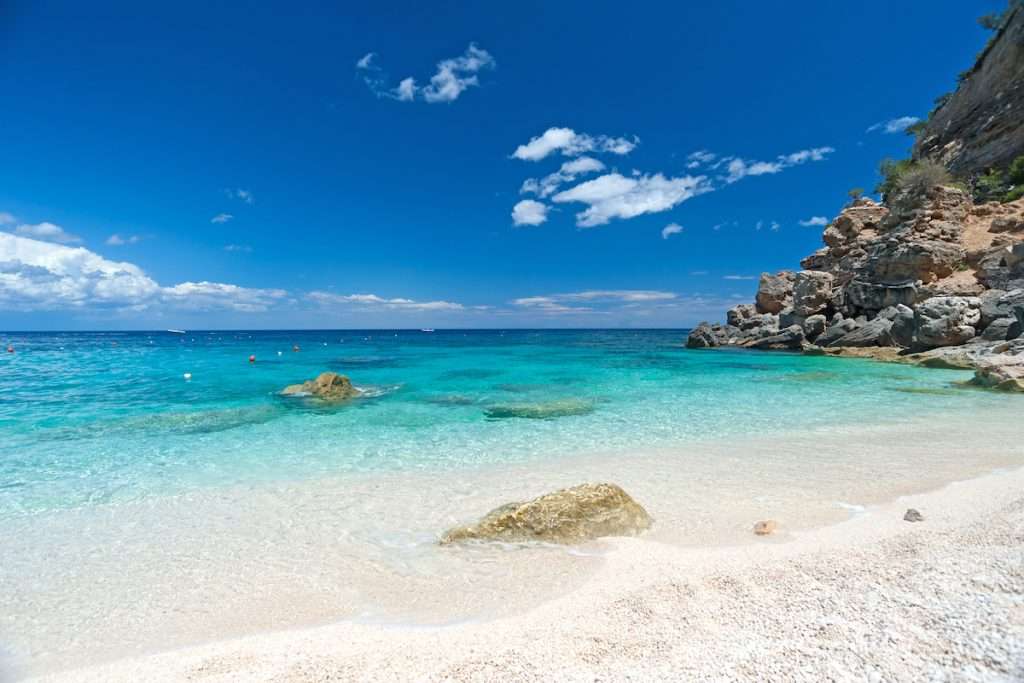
[1,329,1022,676]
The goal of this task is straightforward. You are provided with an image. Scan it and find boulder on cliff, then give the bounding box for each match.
[281,372,361,401]
[792,270,834,316]
[686,322,738,349]
[747,324,804,350]
[755,271,795,314]
[439,483,652,545]
[828,317,895,348]
[914,296,982,348]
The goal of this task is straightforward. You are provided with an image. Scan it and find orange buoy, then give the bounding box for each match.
[249,355,256,363]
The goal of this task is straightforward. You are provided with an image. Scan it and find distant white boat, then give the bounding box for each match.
[420,328,435,333]
[167,329,186,334]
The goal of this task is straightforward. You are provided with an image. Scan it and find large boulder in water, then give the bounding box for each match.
[282,372,360,401]
[440,483,652,545]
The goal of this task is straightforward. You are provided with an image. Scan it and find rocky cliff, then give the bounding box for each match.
[913,5,1024,178]
[687,4,1024,391]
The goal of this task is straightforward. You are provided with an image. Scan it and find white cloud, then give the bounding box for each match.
[356,52,376,69]
[511,199,549,226]
[770,221,780,232]
[520,156,606,198]
[161,281,286,312]
[723,275,756,280]
[552,172,712,227]
[723,146,834,184]
[686,150,716,169]
[511,289,676,315]
[0,231,286,313]
[106,234,141,246]
[224,244,252,253]
[661,222,683,239]
[14,222,82,244]
[0,212,16,225]
[393,77,417,102]
[224,189,253,204]
[359,44,495,104]
[867,116,920,134]
[511,127,638,162]
[309,291,464,311]
[211,213,234,224]
[799,216,829,227]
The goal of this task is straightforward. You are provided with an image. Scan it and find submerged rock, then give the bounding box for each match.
[968,355,1024,392]
[281,372,360,402]
[440,483,652,545]
[484,398,594,420]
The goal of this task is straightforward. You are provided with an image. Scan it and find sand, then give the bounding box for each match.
[21,464,1024,683]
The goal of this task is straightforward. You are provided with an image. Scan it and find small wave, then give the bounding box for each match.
[835,501,867,514]
[356,384,402,399]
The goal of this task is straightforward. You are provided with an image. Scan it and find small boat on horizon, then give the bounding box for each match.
[420,328,435,333]
[166,329,186,334]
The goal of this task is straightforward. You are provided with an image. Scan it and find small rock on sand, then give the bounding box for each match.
[753,520,778,536]
[904,508,924,522]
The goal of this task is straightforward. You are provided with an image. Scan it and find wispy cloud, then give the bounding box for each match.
[867,116,920,134]
[686,150,717,169]
[722,146,834,184]
[211,213,234,224]
[0,212,16,225]
[552,172,712,227]
[520,156,605,198]
[723,275,756,280]
[357,44,495,104]
[511,199,549,226]
[224,244,252,253]
[106,234,142,246]
[511,127,638,162]
[13,221,82,244]
[224,189,253,204]
[661,222,683,239]
[799,216,828,227]
[309,291,464,311]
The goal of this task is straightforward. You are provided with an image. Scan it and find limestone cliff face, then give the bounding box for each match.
[913,6,1024,177]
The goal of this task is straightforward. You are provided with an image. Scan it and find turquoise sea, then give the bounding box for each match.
[4,329,1024,675]
[0,328,1015,519]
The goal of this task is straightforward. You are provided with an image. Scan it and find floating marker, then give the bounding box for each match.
[292,345,300,352]
[183,372,192,381]
[6,346,13,353]
[249,355,256,363]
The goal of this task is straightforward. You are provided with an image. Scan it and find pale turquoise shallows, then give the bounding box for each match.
[0,328,1007,518]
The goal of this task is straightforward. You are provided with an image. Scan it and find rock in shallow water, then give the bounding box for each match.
[440,483,652,545]
[904,508,924,523]
[281,372,360,402]
[484,398,594,420]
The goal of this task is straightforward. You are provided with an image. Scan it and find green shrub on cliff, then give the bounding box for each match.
[876,159,955,205]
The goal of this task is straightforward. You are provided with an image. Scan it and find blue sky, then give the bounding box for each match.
[0,0,1006,329]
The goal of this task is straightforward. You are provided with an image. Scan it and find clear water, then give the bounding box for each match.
[3,329,1023,676]
[0,328,1014,518]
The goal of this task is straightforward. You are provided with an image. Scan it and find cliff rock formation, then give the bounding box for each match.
[914,6,1024,178]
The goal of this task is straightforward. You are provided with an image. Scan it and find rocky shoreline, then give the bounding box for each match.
[689,4,1024,393]
[687,186,1024,392]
